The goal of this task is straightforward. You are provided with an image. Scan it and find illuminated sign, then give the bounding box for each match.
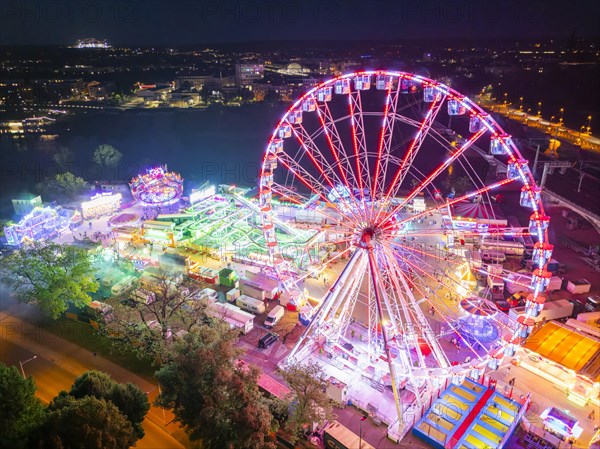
[81,193,122,218]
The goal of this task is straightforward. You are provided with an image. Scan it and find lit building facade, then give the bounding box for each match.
[236,63,265,86]
[81,192,122,219]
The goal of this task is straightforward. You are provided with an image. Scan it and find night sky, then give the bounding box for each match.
[1,0,598,46]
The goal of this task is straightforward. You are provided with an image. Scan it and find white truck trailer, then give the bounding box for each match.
[509,299,574,323]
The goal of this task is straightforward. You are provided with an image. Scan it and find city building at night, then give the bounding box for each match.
[235,63,265,85]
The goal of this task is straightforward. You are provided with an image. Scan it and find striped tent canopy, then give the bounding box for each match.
[451,200,501,221]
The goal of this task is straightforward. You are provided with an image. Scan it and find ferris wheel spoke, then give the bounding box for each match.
[312,99,355,187]
[380,245,451,369]
[295,100,365,220]
[387,177,517,232]
[289,121,365,223]
[381,92,446,206]
[348,89,370,199]
[275,153,362,228]
[375,249,431,369]
[269,184,308,206]
[380,128,487,226]
[371,86,393,212]
[319,100,363,196]
[398,248,512,351]
[374,83,402,207]
[269,178,339,227]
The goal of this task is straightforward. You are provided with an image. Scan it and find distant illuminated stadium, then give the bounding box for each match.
[74,38,110,49]
[130,165,183,207]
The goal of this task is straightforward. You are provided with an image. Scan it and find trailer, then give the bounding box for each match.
[195,287,218,302]
[111,275,137,296]
[131,287,156,305]
[565,319,600,338]
[226,288,240,302]
[481,238,525,256]
[509,299,574,323]
[567,279,591,294]
[481,249,506,263]
[236,294,266,314]
[206,301,254,334]
[239,278,267,301]
[323,421,376,449]
[547,276,562,292]
[188,265,219,284]
[470,250,483,271]
[239,270,287,302]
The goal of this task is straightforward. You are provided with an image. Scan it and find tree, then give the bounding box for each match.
[107,269,210,365]
[69,370,149,440]
[155,325,276,449]
[41,394,135,449]
[93,144,122,169]
[1,241,99,318]
[280,361,335,442]
[0,363,46,449]
[35,171,88,199]
[52,146,72,170]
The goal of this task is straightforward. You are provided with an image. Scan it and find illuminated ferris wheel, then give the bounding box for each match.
[258,71,552,418]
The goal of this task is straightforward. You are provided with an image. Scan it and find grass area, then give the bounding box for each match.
[26,314,156,380]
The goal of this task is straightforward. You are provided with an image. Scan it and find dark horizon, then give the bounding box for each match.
[1,35,599,49]
[1,0,599,46]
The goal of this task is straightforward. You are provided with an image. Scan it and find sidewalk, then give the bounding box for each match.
[0,301,184,448]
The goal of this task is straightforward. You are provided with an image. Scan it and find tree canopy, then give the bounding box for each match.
[1,241,99,318]
[69,370,149,440]
[0,362,46,449]
[41,394,136,449]
[108,269,210,365]
[93,144,122,169]
[36,171,88,199]
[280,361,335,442]
[155,325,276,449]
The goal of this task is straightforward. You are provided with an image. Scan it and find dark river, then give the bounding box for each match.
[0,103,288,217]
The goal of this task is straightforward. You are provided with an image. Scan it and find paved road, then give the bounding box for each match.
[0,301,185,449]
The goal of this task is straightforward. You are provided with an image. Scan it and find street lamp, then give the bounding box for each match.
[537,102,542,117]
[519,97,524,111]
[19,355,37,379]
[359,415,367,449]
[559,108,564,126]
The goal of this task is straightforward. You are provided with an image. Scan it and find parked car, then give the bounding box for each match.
[507,292,527,308]
[258,332,279,349]
[495,300,511,313]
[586,295,600,312]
